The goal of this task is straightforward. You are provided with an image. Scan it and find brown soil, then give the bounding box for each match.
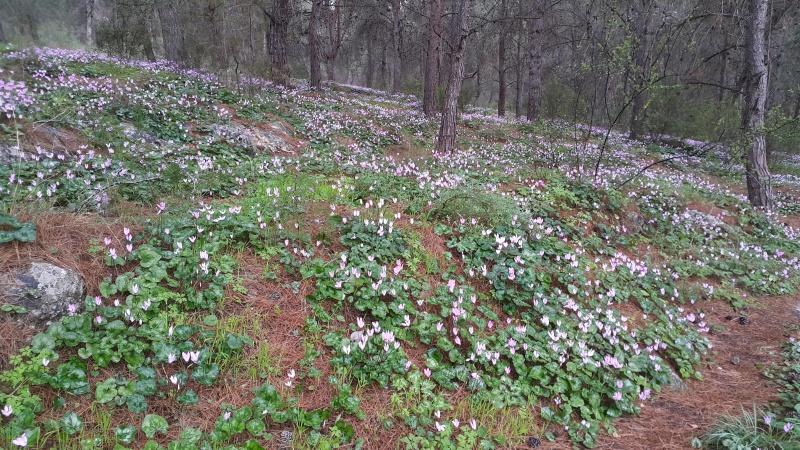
[593,295,797,450]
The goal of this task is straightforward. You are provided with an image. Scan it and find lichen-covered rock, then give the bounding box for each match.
[120,122,164,145]
[682,209,732,233]
[1,262,84,325]
[209,123,293,154]
[0,142,26,165]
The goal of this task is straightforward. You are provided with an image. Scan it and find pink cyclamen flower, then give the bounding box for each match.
[784,422,793,433]
[612,392,623,402]
[12,433,27,447]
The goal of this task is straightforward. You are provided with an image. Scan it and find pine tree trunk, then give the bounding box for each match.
[391,0,403,92]
[324,0,341,82]
[85,0,95,45]
[423,0,442,116]
[436,0,471,153]
[742,0,772,209]
[628,1,651,140]
[0,20,5,43]
[264,0,290,85]
[497,0,507,117]
[309,0,323,89]
[718,31,729,102]
[365,33,374,88]
[526,3,543,121]
[141,13,156,62]
[514,4,524,118]
[156,0,185,63]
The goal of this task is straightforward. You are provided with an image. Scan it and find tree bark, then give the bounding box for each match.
[322,0,342,82]
[365,31,374,88]
[514,2,524,118]
[423,0,442,116]
[264,0,290,85]
[526,2,543,121]
[140,12,156,62]
[85,0,95,45]
[0,20,5,44]
[390,0,403,92]
[718,30,729,102]
[309,0,323,89]
[497,0,507,117]
[741,0,772,209]
[628,0,651,140]
[436,0,471,153]
[156,0,185,63]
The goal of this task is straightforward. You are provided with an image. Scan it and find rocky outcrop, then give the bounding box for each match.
[209,122,293,154]
[1,262,84,325]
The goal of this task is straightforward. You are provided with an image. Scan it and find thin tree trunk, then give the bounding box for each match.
[85,0,95,45]
[514,3,523,118]
[309,0,323,89]
[719,31,729,102]
[380,42,387,89]
[156,0,185,63]
[365,33,374,88]
[628,1,651,140]
[498,0,507,117]
[0,20,5,43]
[423,0,442,116]
[741,0,772,209]
[391,0,403,92]
[436,0,471,153]
[526,2,543,121]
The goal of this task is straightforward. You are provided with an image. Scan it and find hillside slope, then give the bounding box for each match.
[1,48,799,449]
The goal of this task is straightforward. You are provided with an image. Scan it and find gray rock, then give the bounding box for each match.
[0,142,26,165]
[209,123,293,154]
[683,209,732,232]
[666,367,688,391]
[1,263,84,325]
[120,122,164,145]
[34,125,75,151]
[624,211,645,235]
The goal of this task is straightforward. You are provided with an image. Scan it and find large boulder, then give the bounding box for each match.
[209,122,293,154]
[1,262,84,325]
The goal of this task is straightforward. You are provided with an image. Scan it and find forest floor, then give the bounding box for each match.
[1,47,799,450]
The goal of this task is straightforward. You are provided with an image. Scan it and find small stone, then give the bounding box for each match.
[528,436,542,447]
[730,356,740,365]
[269,292,281,301]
